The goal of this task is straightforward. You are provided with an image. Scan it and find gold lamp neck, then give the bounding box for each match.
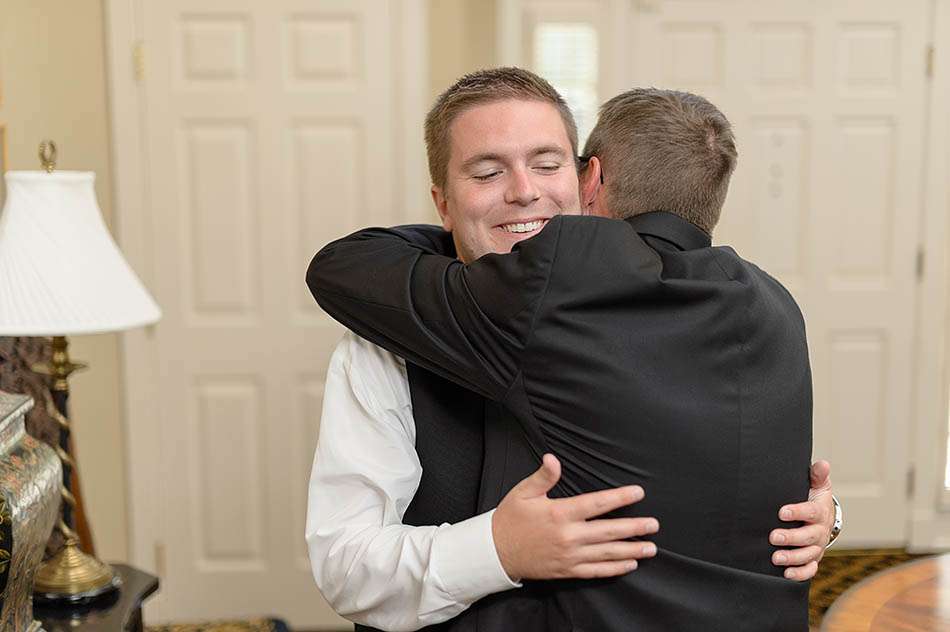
[46,336,87,393]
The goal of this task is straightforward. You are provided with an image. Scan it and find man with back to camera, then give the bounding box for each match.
[306,68,838,631]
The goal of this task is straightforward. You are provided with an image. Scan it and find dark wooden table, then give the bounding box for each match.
[821,553,950,631]
[34,564,160,632]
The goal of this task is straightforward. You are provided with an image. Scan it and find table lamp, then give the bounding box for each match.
[0,142,161,602]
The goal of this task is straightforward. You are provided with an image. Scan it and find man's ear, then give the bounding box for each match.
[580,156,605,216]
[431,184,453,231]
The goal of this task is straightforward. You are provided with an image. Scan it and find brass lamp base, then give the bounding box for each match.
[33,537,122,603]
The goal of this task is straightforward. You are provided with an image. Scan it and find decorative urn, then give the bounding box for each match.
[0,391,62,631]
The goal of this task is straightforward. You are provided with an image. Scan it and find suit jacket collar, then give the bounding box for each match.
[627,211,712,251]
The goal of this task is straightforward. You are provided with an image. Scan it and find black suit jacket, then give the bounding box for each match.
[309,212,812,631]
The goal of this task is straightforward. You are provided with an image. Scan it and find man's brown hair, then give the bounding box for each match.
[583,88,737,234]
[424,67,579,189]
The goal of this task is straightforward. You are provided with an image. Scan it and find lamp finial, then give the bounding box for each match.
[39,140,57,173]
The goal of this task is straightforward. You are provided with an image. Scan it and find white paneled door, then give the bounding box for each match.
[111,0,427,626]
[505,0,932,547]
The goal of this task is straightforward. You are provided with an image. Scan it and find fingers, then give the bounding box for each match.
[770,523,827,548]
[810,460,831,488]
[515,454,562,498]
[557,485,644,521]
[579,517,660,544]
[772,545,823,568]
[779,499,826,525]
[569,559,640,579]
[557,529,659,579]
[783,560,818,582]
[578,541,658,565]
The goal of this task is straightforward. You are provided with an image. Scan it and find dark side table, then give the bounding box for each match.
[34,564,160,632]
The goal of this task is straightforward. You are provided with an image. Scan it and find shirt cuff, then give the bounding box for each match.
[430,509,522,604]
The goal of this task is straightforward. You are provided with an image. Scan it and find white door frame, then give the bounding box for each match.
[103,0,429,582]
[909,0,950,551]
[104,0,164,575]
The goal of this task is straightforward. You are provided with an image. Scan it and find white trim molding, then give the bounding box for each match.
[104,0,166,577]
[909,0,950,551]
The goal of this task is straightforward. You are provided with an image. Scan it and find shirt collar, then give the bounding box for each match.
[626,211,712,251]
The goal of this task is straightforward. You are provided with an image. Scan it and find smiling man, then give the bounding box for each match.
[431,97,575,260]
[306,68,835,632]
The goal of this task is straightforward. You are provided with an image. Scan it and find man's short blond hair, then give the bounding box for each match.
[424,67,579,189]
[583,88,737,234]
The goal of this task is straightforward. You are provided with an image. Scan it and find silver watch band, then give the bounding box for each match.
[826,495,842,549]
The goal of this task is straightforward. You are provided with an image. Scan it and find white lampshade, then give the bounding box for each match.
[0,171,161,335]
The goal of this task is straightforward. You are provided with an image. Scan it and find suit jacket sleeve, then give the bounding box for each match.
[306,220,562,401]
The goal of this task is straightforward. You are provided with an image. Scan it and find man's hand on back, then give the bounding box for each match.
[492,454,659,581]
[770,459,835,581]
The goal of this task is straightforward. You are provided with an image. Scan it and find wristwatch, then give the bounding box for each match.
[825,495,842,549]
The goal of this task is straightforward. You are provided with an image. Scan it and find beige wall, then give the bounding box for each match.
[429,0,497,100]
[0,0,128,563]
[0,0,498,571]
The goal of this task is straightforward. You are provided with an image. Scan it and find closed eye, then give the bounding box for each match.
[472,171,502,181]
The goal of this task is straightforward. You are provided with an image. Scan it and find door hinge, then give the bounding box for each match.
[154,540,166,577]
[133,40,145,82]
[916,247,926,280]
[926,44,935,79]
[907,466,916,498]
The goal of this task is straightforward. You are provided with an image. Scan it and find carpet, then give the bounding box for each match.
[146,618,291,632]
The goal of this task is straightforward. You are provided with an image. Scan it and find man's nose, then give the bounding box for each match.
[504,167,541,206]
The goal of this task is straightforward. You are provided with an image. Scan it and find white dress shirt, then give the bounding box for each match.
[306,331,519,631]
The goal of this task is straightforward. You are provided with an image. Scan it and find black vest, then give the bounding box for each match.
[354,363,484,632]
[402,363,485,527]
[356,364,565,632]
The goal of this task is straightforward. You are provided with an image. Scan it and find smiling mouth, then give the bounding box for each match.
[498,219,548,234]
